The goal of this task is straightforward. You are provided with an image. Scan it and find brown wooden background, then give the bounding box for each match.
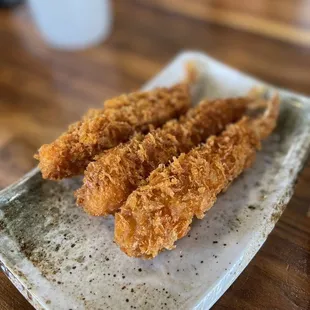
[0,1,309,309]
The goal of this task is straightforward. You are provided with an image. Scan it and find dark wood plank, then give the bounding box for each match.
[213,0,310,28]
[0,272,33,310]
[141,0,310,46]
[0,1,309,309]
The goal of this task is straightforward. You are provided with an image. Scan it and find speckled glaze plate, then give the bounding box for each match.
[1,51,310,310]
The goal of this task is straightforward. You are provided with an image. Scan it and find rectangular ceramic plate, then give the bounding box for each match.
[1,51,310,310]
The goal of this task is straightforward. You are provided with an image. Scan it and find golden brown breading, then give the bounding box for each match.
[34,83,191,180]
[76,97,252,216]
[115,95,279,258]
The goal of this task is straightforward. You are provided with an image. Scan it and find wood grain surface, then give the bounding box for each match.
[0,1,309,309]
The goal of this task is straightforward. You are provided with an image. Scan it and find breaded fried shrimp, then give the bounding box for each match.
[115,95,279,258]
[76,97,252,216]
[35,83,191,180]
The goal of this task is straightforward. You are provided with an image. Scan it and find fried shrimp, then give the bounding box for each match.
[35,82,192,180]
[76,96,253,216]
[115,94,279,258]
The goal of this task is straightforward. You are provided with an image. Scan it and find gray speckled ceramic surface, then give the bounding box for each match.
[1,52,310,310]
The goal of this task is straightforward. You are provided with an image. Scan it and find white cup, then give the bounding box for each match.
[28,0,112,50]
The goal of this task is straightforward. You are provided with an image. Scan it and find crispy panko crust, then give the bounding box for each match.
[115,95,279,258]
[76,97,252,216]
[34,83,191,180]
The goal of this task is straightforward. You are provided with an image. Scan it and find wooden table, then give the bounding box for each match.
[0,1,309,309]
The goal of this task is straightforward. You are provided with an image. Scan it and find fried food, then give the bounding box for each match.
[76,96,253,216]
[115,94,279,258]
[35,83,191,180]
